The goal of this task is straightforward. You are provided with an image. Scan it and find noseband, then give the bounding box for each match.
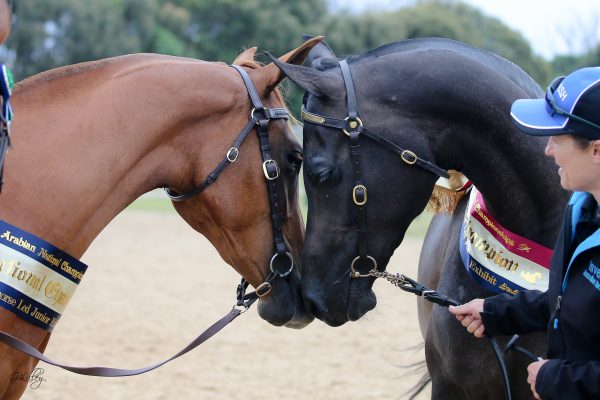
[165,64,294,296]
[301,59,449,278]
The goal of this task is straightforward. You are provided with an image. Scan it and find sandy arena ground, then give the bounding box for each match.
[21,210,430,400]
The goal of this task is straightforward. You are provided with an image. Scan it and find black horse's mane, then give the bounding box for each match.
[321,37,542,98]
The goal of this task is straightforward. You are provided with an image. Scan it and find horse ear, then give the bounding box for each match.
[233,47,257,65]
[265,52,343,99]
[257,36,334,95]
[259,36,343,98]
[302,34,337,67]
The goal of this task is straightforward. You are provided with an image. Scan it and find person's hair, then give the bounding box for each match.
[573,135,593,149]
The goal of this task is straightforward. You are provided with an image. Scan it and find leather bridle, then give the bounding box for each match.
[301,59,532,400]
[300,59,449,278]
[0,64,301,377]
[165,64,296,297]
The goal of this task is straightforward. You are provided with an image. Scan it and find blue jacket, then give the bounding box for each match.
[482,192,600,399]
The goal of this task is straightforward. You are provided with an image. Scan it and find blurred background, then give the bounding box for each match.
[1,0,598,116]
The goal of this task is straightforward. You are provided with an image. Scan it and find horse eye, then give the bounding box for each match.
[317,169,333,184]
[288,152,303,170]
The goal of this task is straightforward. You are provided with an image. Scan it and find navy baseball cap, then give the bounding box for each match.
[511,67,600,140]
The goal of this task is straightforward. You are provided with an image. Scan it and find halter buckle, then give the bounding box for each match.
[270,252,294,277]
[255,282,272,298]
[262,159,279,180]
[350,255,378,278]
[401,150,417,165]
[226,147,239,162]
[342,116,363,136]
[352,185,367,206]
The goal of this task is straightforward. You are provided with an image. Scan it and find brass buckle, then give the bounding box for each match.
[352,185,367,206]
[342,116,363,136]
[255,282,272,298]
[301,106,325,124]
[226,147,239,162]
[401,150,417,165]
[262,160,279,180]
[350,255,378,278]
[270,252,294,277]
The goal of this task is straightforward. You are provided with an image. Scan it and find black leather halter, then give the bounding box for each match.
[165,64,294,295]
[301,59,449,278]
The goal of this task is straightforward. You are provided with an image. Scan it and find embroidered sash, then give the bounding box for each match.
[0,221,87,331]
[460,188,552,295]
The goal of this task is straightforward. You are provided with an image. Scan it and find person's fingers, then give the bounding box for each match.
[474,323,485,338]
[466,319,482,334]
[461,315,474,328]
[448,305,467,315]
[455,314,465,321]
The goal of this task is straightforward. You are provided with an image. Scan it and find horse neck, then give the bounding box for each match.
[434,117,567,246]
[1,55,244,257]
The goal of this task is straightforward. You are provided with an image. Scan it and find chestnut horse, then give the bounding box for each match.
[0,37,320,399]
[274,38,568,399]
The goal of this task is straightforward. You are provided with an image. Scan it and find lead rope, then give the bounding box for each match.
[369,270,513,400]
[0,279,258,377]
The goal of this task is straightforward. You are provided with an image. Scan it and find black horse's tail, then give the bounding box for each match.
[399,342,431,400]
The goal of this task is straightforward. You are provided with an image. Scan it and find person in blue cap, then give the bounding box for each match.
[449,67,600,400]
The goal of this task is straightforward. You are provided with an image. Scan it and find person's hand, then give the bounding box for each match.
[527,359,549,399]
[448,299,485,338]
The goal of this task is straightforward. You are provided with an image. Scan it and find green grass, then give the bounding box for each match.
[126,197,175,213]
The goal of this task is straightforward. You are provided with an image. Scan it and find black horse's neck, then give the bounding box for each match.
[354,43,568,247]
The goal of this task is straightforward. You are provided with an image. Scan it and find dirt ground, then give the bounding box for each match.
[21,211,430,400]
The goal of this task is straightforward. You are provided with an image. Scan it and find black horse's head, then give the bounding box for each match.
[271,38,457,326]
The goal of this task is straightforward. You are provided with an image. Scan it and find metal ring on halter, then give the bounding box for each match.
[401,150,417,165]
[270,252,294,277]
[262,159,280,180]
[342,116,363,136]
[350,255,378,278]
[250,107,266,120]
[352,184,367,206]
[226,147,239,162]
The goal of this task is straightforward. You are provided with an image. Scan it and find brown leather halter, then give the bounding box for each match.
[301,59,449,279]
[0,64,296,377]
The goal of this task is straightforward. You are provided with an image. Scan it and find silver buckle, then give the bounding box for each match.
[226,147,239,162]
[262,159,279,180]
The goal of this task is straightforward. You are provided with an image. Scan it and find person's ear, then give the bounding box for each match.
[591,140,600,162]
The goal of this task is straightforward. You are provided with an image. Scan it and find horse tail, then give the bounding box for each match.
[399,342,431,399]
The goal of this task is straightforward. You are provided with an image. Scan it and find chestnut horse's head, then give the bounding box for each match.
[169,38,322,328]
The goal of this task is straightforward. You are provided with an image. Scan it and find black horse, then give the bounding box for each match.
[273,37,569,399]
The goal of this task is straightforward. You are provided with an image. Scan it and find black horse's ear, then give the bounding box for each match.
[303,34,337,68]
[267,53,343,99]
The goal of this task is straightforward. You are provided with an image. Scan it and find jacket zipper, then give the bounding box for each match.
[553,295,562,329]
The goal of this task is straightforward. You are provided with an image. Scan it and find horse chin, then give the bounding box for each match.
[347,285,377,322]
[257,274,314,329]
[303,278,377,327]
